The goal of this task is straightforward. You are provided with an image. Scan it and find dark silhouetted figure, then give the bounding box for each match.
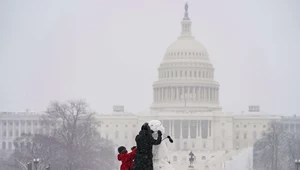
[133,123,162,170]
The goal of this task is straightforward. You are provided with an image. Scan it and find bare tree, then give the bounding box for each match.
[253,121,297,170]
[4,100,116,170]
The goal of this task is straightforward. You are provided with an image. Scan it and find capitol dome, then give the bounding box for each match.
[163,36,209,61]
[151,3,221,113]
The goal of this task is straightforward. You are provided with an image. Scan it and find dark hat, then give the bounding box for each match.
[141,122,150,131]
[118,146,126,154]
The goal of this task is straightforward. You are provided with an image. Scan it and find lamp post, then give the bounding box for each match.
[46,164,50,170]
[295,159,300,170]
[33,158,40,170]
[27,162,32,170]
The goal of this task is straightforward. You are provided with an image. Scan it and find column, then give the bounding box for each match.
[25,120,27,133]
[157,88,160,101]
[212,88,215,102]
[188,120,191,139]
[193,86,197,101]
[196,120,198,138]
[181,87,184,100]
[208,88,211,101]
[165,87,168,101]
[214,88,216,102]
[31,120,33,134]
[176,87,179,101]
[203,87,206,101]
[171,120,174,136]
[180,120,183,138]
[156,88,159,101]
[162,88,164,101]
[197,87,200,101]
[170,87,173,101]
[6,121,8,138]
[169,120,172,136]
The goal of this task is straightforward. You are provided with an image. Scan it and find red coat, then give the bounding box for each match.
[117,148,136,170]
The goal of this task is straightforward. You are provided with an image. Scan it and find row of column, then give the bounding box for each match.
[153,86,219,102]
[0,120,40,138]
[163,120,212,139]
[159,69,214,79]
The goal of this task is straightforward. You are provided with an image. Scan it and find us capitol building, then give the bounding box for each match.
[0,3,298,170]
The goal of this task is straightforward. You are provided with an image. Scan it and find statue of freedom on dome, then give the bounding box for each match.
[185,2,188,12]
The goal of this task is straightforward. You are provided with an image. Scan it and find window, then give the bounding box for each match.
[8,142,12,150]
[124,132,128,139]
[253,125,256,128]
[202,156,206,160]
[236,125,239,128]
[236,132,239,139]
[244,133,247,139]
[244,125,247,128]
[116,125,118,127]
[192,143,195,148]
[133,125,136,127]
[106,125,109,127]
[263,125,266,128]
[125,125,128,127]
[222,142,225,149]
[253,131,257,140]
[173,156,177,162]
[115,131,119,139]
[2,142,6,150]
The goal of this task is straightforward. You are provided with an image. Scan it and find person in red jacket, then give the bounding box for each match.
[117,146,137,170]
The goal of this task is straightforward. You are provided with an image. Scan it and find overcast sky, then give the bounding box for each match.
[0,0,299,115]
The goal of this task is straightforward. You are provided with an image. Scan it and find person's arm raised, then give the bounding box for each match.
[151,130,162,145]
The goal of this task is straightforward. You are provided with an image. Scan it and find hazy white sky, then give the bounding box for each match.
[0,0,299,115]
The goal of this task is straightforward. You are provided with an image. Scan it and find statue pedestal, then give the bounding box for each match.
[187,166,196,170]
